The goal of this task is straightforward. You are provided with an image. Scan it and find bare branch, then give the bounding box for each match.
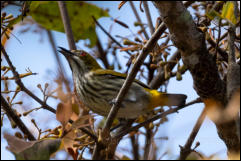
[179,108,206,160]
[114,97,202,139]
[143,1,154,35]
[143,128,152,160]
[149,51,181,89]
[58,1,76,50]
[2,44,97,142]
[130,134,139,160]
[1,95,36,141]
[206,36,228,62]
[96,35,109,69]
[91,19,167,160]
[92,16,131,56]
[129,1,149,40]
[1,44,56,113]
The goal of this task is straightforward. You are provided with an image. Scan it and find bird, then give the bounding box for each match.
[58,47,187,119]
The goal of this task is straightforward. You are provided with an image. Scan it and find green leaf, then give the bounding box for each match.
[29,1,109,47]
[221,2,238,25]
[4,133,61,160]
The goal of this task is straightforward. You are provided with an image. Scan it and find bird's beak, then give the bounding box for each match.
[58,47,76,58]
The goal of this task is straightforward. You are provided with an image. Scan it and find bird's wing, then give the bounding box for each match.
[93,69,150,89]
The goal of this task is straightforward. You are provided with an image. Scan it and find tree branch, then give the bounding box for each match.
[1,44,56,113]
[58,1,76,50]
[152,1,240,156]
[130,134,139,160]
[143,128,152,160]
[149,1,195,89]
[96,35,109,69]
[2,44,97,142]
[129,1,149,40]
[91,19,167,160]
[143,1,154,35]
[206,36,228,62]
[226,1,240,144]
[113,97,202,140]
[102,22,167,136]
[179,108,206,160]
[149,50,181,89]
[1,95,36,141]
[92,16,131,56]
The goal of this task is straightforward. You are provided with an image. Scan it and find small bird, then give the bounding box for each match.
[58,47,187,119]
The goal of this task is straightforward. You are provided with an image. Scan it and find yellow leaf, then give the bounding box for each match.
[221,2,238,25]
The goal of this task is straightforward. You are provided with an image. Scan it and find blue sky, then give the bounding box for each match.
[1,1,227,160]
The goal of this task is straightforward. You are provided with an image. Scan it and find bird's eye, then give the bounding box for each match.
[80,51,87,57]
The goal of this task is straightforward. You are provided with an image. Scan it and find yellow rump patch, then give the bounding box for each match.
[144,88,169,110]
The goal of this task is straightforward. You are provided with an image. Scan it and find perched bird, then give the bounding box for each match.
[58,47,187,119]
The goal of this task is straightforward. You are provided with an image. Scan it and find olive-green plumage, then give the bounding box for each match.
[58,47,187,119]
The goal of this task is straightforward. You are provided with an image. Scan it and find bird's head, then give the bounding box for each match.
[58,47,101,75]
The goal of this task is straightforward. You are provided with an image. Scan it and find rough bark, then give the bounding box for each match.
[152,1,240,156]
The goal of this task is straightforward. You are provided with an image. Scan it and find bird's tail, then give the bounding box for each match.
[146,89,187,109]
[159,93,187,106]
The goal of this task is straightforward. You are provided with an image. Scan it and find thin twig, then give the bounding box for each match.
[143,1,155,84]
[79,127,97,142]
[114,97,202,139]
[92,16,131,56]
[129,1,149,40]
[143,1,154,35]
[179,108,206,160]
[214,19,222,61]
[147,1,195,89]
[58,1,76,50]
[96,35,109,69]
[1,95,36,141]
[207,37,228,62]
[1,44,56,113]
[130,134,139,160]
[143,128,152,160]
[118,1,127,10]
[149,51,181,89]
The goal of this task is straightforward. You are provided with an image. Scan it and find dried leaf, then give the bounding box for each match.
[4,133,61,160]
[62,129,77,152]
[56,102,73,128]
